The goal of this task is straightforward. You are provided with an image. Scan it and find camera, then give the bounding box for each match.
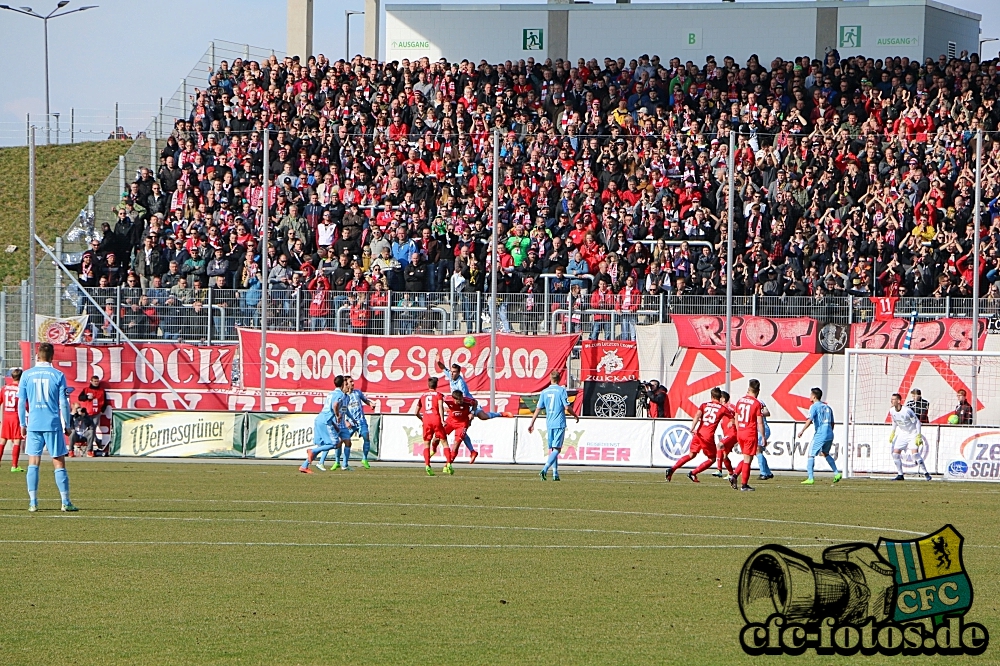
[739,544,896,625]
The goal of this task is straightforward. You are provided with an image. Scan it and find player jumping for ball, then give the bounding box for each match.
[415,377,451,476]
[712,390,737,478]
[1,368,25,473]
[666,387,731,483]
[888,393,932,481]
[435,360,510,464]
[797,387,842,485]
[528,370,578,481]
[731,379,766,492]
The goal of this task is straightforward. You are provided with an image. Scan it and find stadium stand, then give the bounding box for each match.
[70,49,1000,341]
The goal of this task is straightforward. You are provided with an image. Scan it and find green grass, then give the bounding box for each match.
[0,463,998,664]
[0,141,126,285]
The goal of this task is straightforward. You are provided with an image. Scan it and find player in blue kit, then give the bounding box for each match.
[301,376,353,474]
[345,382,373,468]
[18,343,76,512]
[528,370,578,481]
[797,387,842,485]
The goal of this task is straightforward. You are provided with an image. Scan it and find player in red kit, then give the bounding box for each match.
[666,387,730,482]
[712,390,738,478]
[0,368,24,472]
[414,377,450,476]
[731,379,766,492]
[443,389,478,468]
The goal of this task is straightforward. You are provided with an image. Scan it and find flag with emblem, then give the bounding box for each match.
[877,524,972,625]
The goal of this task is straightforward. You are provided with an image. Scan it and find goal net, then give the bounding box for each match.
[843,349,1000,478]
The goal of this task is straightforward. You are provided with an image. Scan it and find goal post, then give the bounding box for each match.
[842,348,1000,479]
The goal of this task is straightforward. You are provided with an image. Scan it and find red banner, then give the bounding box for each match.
[21,342,236,393]
[672,315,819,352]
[238,329,578,394]
[849,318,987,351]
[580,340,639,382]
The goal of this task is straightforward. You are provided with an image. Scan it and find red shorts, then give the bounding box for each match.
[737,433,759,457]
[422,420,446,443]
[719,435,737,453]
[1,418,21,441]
[445,421,470,446]
[690,433,717,459]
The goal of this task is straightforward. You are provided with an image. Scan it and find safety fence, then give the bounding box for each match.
[9,278,1000,376]
[108,411,999,482]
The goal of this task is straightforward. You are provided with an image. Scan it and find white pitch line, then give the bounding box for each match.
[0,539,827,550]
[0,513,843,542]
[0,497,921,535]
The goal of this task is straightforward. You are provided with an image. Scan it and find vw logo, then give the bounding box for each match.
[660,424,692,461]
[947,460,969,477]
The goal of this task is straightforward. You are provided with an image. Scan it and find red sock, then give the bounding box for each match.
[0,443,5,463]
[693,458,715,476]
[733,461,743,478]
[669,454,694,475]
[10,444,18,468]
[423,445,432,466]
[443,445,454,464]
[741,460,751,486]
[718,455,734,474]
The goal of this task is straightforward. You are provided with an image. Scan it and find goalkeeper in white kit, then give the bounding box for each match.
[888,393,932,481]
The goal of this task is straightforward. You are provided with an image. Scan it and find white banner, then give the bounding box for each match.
[113,411,242,457]
[35,314,88,345]
[378,414,516,464]
[516,418,653,467]
[650,419,796,471]
[845,424,938,476]
[939,426,1000,481]
[252,414,376,460]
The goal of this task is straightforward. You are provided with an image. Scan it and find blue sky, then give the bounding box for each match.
[1,0,997,130]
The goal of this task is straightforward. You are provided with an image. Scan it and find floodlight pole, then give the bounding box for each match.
[725,129,735,392]
[489,128,499,410]
[259,127,270,411]
[28,126,37,365]
[971,128,982,423]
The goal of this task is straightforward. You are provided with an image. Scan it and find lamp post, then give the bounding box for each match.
[345,10,363,61]
[0,2,98,144]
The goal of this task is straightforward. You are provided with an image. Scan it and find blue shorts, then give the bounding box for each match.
[313,420,336,447]
[26,430,68,458]
[547,427,566,450]
[337,426,353,442]
[810,439,833,456]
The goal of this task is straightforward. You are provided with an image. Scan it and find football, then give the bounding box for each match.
[463,335,476,349]
[948,414,960,424]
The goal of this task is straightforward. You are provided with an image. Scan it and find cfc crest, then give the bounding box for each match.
[877,524,972,624]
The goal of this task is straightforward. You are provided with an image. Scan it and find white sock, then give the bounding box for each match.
[892,452,903,475]
[913,456,927,475]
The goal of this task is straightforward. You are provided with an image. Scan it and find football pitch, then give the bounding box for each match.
[1,461,998,665]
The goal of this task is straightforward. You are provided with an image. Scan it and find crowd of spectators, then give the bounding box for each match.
[71,46,1000,340]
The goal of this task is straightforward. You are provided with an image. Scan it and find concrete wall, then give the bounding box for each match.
[836,3,926,61]
[565,5,818,65]
[385,2,981,65]
[385,8,550,63]
[924,5,980,60]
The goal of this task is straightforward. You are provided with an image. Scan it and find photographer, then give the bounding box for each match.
[69,402,97,457]
[646,379,667,418]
